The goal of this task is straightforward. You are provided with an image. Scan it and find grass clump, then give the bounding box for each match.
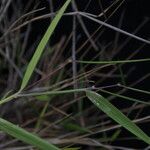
[0,0,150,149]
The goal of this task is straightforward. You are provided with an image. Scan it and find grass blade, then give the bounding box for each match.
[86,90,150,144]
[99,89,150,105]
[18,88,87,97]
[118,84,150,95]
[0,118,60,150]
[20,0,71,90]
[77,58,150,64]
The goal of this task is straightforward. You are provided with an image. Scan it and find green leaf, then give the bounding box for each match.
[77,58,150,64]
[20,0,71,90]
[18,88,87,97]
[62,122,91,133]
[86,90,150,144]
[0,118,60,150]
[36,95,51,101]
[100,89,150,105]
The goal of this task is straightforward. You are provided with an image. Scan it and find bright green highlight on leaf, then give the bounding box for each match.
[86,90,150,145]
[0,118,60,150]
[20,0,72,90]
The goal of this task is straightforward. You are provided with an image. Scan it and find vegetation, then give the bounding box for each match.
[0,0,150,149]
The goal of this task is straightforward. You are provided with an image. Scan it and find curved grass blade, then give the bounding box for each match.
[20,0,71,90]
[86,90,150,145]
[0,118,60,150]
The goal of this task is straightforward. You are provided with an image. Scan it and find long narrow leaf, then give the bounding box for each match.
[18,88,87,97]
[20,0,71,90]
[86,90,150,144]
[0,118,60,150]
[77,58,150,64]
